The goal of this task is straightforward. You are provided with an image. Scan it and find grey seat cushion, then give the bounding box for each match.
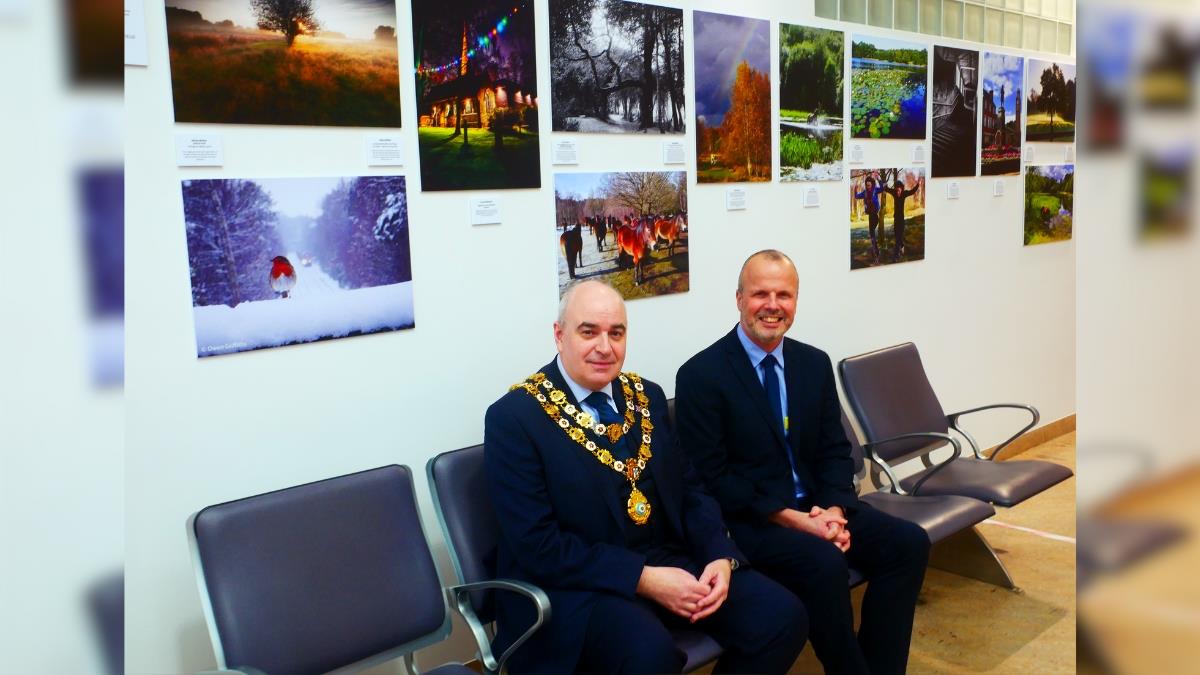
[860,491,995,544]
[899,457,1073,507]
[671,628,724,672]
[1077,518,1186,579]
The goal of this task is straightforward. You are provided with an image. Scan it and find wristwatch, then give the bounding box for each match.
[726,557,740,572]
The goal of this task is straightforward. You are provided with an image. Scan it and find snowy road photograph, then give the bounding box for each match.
[180,175,414,357]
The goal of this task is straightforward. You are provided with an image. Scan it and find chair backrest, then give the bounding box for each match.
[838,342,949,464]
[666,397,677,434]
[839,407,867,478]
[188,465,449,675]
[427,444,498,623]
[88,572,124,675]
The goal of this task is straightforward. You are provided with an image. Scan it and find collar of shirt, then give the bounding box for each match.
[735,323,786,379]
[556,355,617,418]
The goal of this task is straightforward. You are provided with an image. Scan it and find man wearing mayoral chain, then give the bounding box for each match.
[485,280,808,674]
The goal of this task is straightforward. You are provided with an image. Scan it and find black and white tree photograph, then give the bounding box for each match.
[181,176,414,357]
[549,0,685,134]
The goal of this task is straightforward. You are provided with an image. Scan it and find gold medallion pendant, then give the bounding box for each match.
[516,371,656,525]
[627,486,651,525]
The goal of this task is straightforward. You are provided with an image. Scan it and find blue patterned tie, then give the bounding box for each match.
[760,355,806,502]
[584,392,630,458]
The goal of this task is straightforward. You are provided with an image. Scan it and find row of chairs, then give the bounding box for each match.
[186,343,1073,674]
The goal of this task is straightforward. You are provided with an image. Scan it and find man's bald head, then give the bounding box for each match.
[555,281,628,391]
[737,250,797,292]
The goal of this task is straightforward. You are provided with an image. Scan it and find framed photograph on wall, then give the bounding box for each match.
[1026,59,1077,143]
[163,0,402,127]
[549,0,685,134]
[980,52,1024,176]
[849,167,926,269]
[411,0,541,191]
[931,46,979,178]
[778,24,844,182]
[850,35,928,140]
[554,171,688,300]
[694,11,771,183]
[1024,165,1074,245]
[181,176,414,357]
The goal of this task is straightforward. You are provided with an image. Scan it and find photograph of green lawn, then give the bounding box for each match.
[1026,59,1076,143]
[411,0,541,191]
[1024,164,1074,245]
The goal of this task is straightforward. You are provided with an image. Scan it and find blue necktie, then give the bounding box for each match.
[584,392,630,458]
[760,355,785,435]
[760,355,806,503]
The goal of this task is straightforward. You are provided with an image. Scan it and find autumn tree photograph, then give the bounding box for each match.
[411,0,541,190]
[549,0,685,134]
[164,0,402,126]
[693,11,771,183]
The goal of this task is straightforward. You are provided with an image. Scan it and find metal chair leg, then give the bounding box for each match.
[928,526,1019,591]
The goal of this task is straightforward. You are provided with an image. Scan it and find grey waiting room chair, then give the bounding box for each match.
[427,443,724,673]
[839,342,1073,508]
[840,408,1017,588]
[186,464,493,675]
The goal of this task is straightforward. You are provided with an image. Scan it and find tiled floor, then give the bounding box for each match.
[788,433,1077,674]
[1077,460,1200,675]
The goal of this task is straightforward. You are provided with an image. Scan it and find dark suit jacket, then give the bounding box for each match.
[485,359,742,674]
[675,327,858,552]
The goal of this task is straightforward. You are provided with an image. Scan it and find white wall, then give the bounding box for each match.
[125,1,1075,672]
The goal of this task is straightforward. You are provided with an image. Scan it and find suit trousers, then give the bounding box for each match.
[576,568,808,674]
[739,504,930,675]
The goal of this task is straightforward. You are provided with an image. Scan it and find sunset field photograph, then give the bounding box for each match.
[164,0,402,127]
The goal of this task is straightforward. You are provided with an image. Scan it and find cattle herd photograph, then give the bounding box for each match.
[554,171,688,300]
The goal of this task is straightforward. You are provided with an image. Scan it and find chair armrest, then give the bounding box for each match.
[947,403,1039,460]
[199,669,267,675]
[864,432,962,496]
[447,579,551,675]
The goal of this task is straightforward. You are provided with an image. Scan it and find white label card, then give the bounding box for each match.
[175,134,224,166]
[725,187,747,211]
[946,181,960,200]
[552,139,579,165]
[850,144,865,164]
[662,140,686,165]
[803,187,820,208]
[124,1,148,66]
[365,135,404,166]
[469,197,502,225]
[1065,146,1075,162]
[993,180,1005,197]
[911,145,925,164]
[1023,146,1033,164]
